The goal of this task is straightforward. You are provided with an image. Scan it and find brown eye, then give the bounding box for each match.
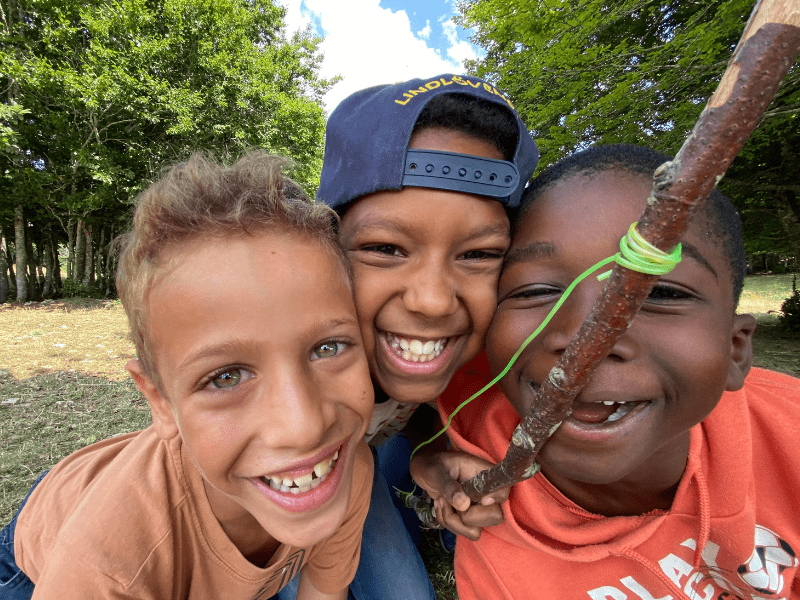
[211,369,241,388]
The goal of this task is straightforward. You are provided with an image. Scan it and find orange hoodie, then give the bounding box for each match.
[438,355,800,600]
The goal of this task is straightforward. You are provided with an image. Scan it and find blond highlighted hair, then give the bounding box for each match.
[116,151,347,389]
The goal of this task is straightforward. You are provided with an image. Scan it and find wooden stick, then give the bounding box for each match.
[462,0,800,502]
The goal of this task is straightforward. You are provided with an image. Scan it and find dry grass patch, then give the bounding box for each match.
[0,299,134,380]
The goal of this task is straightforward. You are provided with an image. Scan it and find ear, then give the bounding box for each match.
[725,313,757,392]
[126,359,180,440]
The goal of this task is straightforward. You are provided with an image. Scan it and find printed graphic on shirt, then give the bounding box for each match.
[586,524,797,600]
[737,526,798,597]
[253,549,305,600]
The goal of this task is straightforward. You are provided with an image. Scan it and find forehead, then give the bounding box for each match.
[146,232,354,339]
[408,127,503,160]
[514,171,732,283]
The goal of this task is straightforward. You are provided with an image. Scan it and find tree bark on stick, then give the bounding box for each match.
[463,0,800,502]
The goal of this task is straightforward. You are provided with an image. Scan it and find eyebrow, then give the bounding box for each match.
[345,217,509,241]
[177,317,359,370]
[503,240,717,279]
[504,242,557,269]
[679,241,718,280]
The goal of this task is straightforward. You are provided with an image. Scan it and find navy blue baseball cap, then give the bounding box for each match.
[317,74,539,211]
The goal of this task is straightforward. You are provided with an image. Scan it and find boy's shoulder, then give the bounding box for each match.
[14,428,187,586]
[14,429,295,598]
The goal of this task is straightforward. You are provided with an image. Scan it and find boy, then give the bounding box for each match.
[0,152,375,599]
[433,144,800,599]
[314,74,539,599]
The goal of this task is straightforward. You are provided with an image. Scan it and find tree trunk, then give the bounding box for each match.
[82,223,93,286]
[74,219,85,285]
[25,227,40,299]
[0,233,8,304]
[42,226,54,299]
[51,229,62,293]
[104,228,116,296]
[3,228,16,299]
[14,205,27,302]
[66,217,75,281]
[775,190,800,261]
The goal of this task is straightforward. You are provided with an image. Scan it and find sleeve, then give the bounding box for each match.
[300,439,374,594]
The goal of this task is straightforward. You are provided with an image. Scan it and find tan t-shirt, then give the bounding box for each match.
[14,426,373,599]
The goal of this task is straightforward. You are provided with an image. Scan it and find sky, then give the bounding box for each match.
[280,0,484,113]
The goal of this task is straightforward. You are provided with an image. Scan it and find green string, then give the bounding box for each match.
[409,222,681,462]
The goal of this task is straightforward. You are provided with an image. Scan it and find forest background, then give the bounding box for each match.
[1,0,798,302]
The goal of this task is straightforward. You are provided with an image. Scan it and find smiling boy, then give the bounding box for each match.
[314,74,539,599]
[0,152,374,600]
[435,145,800,599]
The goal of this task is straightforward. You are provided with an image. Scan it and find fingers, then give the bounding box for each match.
[435,497,483,541]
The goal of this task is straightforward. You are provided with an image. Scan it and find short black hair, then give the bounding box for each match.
[412,93,519,162]
[519,143,746,303]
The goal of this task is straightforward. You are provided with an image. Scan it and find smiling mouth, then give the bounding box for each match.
[384,332,449,363]
[525,381,648,426]
[569,400,647,425]
[261,448,339,494]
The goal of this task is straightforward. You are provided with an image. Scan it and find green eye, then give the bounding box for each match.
[313,341,343,360]
[211,369,241,388]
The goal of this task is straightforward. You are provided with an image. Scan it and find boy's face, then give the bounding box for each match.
[339,129,511,404]
[129,233,373,551]
[487,171,754,491]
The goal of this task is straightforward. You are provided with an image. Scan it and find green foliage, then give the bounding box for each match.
[458,0,800,260]
[0,0,332,297]
[60,278,105,299]
[780,276,800,332]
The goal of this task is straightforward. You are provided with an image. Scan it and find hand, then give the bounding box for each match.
[410,449,510,541]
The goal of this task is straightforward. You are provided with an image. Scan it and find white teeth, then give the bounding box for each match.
[605,402,637,423]
[602,401,615,406]
[264,448,340,494]
[294,473,313,487]
[386,333,447,363]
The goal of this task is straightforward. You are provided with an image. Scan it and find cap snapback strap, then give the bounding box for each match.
[402,149,520,198]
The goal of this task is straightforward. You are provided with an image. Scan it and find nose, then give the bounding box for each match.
[401,257,459,318]
[541,284,637,362]
[256,363,329,450]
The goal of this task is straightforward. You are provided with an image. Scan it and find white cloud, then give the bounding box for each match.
[281,0,465,113]
[440,16,478,65]
[417,19,431,40]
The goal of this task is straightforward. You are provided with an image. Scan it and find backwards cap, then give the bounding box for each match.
[317,74,539,210]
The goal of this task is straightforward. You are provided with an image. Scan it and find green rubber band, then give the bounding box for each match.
[409,223,682,465]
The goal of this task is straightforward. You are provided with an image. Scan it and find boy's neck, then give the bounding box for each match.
[541,431,691,517]
[203,480,280,567]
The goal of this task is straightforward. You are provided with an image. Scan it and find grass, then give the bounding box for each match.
[737,273,797,315]
[1,275,799,598]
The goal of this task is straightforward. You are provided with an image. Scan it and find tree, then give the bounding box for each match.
[457,0,799,259]
[1,0,333,301]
